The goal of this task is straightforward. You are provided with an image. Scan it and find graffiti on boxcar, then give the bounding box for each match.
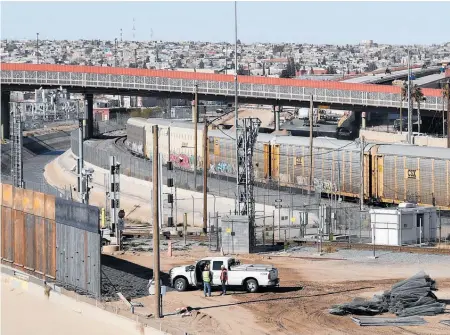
[296,175,336,192]
[170,153,192,169]
[169,153,202,170]
[210,161,234,175]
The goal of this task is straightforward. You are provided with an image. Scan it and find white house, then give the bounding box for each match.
[369,203,437,246]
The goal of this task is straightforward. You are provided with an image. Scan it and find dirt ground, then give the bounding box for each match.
[105,247,450,335]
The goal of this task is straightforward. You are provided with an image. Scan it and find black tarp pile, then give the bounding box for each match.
[329,271,446,318]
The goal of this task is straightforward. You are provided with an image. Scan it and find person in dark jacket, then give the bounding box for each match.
[220,265,228,296]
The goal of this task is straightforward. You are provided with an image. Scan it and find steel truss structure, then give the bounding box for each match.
[12,100,85,130]
[10,103,23,188]
[236,117,261,218]
[0,65,445,111]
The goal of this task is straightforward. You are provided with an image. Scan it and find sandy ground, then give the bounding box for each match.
[105,247,450,335]
[1,280,139,335]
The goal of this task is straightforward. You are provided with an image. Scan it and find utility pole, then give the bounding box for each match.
[234,1,240,213]
[36,33,39,64]
[360,136,365,211]
[203,120,208,233]
[152,125,161,319]
[193,84,198,190]
[167,125,174,227]
[78,118,85,202]
[308,95,314,198]
[407,50,413,144]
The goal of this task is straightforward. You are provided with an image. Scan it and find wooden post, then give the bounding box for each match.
[308,95,314,197]
[152,125,161,318]
[194,84,198,189]
[202,120,208,233]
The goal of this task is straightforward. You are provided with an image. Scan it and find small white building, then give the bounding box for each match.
[369,203,437,246]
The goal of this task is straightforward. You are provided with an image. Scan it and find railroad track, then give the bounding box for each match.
[113,135,128,154]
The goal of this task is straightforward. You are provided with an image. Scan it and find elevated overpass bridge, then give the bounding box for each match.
[343,66,442,85]
[0,63,447,140]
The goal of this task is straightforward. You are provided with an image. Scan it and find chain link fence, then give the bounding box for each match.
[69,129,450,250]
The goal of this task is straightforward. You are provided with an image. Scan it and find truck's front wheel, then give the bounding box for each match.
[174,277,188,292]
[245,279,259,293]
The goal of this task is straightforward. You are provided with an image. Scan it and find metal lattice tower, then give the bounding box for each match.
[236,117,261,219]
[10,103,24,188]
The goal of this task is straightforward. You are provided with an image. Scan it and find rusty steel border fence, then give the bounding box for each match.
[0,183,101,297]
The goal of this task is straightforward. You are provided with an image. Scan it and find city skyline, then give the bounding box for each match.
[1,1,450,45]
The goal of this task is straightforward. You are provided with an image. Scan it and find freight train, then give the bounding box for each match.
[126,117,450,210]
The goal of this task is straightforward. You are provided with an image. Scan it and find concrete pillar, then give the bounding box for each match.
[274,105,280,131]
[361,111,367,129]
[1,91,11,139]
[85,93,94,139]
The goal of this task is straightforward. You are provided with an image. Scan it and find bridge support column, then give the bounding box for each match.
[1,91,11,140]
[274,105,280,131]
[361,111,367,129]
[85,93,94,139]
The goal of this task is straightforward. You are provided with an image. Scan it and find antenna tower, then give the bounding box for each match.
[132,18,136,40]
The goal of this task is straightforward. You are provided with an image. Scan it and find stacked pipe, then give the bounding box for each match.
[329,271,446,317]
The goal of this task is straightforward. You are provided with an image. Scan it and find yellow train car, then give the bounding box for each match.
[371,145,450,209]
[271,136,371,199]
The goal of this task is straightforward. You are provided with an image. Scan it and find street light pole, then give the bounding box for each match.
[36,33,40,64]
[234,1,239,213]
[407,50,413,144]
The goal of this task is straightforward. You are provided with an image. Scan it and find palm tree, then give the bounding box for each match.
[399,82,408,134]
[443,82,450,137]
[412,85,426,134]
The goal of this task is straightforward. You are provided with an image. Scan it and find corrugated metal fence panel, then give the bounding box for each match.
[0,183,99,296]
[46,219,57,278]
[24,213,36,270]
[34,217,45,275]
[33,191,45,217]
[55,197,100,234]
[56,223,101,297]
[13,210,25,266]
[88,230,101,296]
[1,206,13,261]
[2,184,13,207]
[45,194,56,220]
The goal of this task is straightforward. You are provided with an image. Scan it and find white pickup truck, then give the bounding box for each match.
[169,256,280,293]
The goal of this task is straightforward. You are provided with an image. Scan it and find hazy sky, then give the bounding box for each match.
[1,1,449,45]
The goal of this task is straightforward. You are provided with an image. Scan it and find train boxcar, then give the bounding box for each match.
[371,144,450,210]
[126,117,450,209]
[208,130,273,180]
[126,117,146,157]
[271,136,373,199]
[127,118,205,170]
